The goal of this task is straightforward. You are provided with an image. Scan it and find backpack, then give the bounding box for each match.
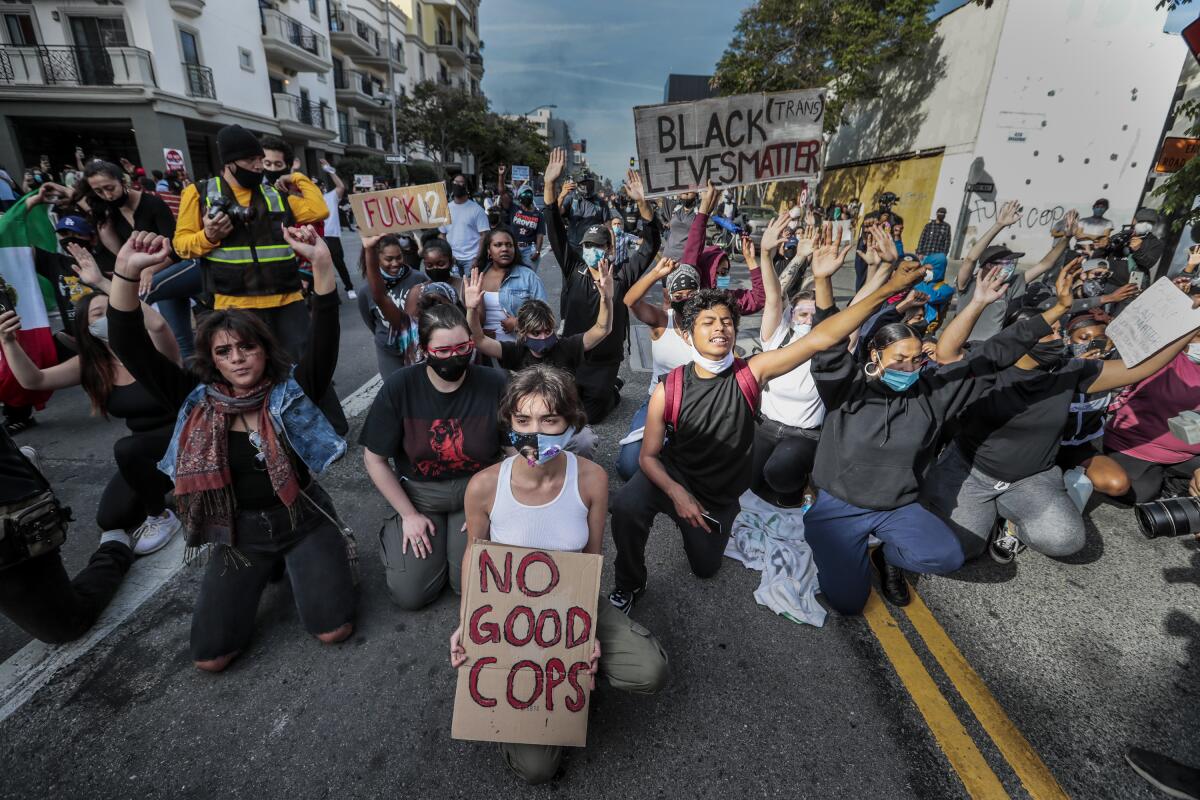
[662,358,760,436]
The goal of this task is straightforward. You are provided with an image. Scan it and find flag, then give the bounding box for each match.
[0,194,59,409]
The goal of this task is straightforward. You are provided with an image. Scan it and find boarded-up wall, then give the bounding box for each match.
[819,152,945,253]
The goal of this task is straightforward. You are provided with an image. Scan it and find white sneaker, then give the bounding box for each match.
[346,289,357,299]
[133,510,181,555]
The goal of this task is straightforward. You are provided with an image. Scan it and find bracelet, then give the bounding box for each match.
[112,271,140,283]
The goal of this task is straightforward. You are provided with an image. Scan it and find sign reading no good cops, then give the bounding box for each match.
[349,181,452,236]
[633,89,825,198]
[452,542,602,747]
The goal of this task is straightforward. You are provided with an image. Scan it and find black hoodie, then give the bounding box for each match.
[809,315,1051,511]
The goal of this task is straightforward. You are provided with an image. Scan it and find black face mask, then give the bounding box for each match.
[671,300,689,317]
[263,168,288,183]
[99,191,127,209]
[427,354,470,381]
[1028,339,1068,369]
[681,196,697,209]
[451,185,468,199]
[59,237,91,251]
[425,267,453,283]
[231,165,263,190]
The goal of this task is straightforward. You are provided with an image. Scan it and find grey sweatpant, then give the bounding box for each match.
[922,443,1085,559]
[498,602,670,784]
[377,475,470,610]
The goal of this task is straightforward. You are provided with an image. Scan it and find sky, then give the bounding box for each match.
[479,0,749,182]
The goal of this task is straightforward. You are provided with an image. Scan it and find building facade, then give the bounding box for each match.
[821,0,1186,260]
[505,106,570,153]
[0,0,484,180]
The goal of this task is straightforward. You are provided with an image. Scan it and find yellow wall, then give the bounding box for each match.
[819,152,944,253]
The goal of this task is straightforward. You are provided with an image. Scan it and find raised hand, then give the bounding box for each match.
[116,231,173,275]
[1062,208,1079,234]
[761,214,789,253]
[544,147,566,185]
[0,310,21,343]
[65,242,104,286]
[885,256,925,293]
[498,164,507,181]
[281,224,331,263]
[997,199,1023,228]
[895,290,930,314]
[625,169,646,203]
[360,234,383,251]
[699,180,720,216]
[811,239,852,279]
[652,257,678,282]
[595,259,614,299]
[1101,282,1139,306]
[857,223,882,268]
[1054,258,1082,309]
[741,236,757,269]
[972,265,1010,305]
[873,224,898,263]
[463,268,484,310]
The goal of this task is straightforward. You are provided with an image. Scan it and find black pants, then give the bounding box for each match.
[610,469,738,592]
[189,485,356,661]
[323,236,354,293]
[1107,451,1200,504]
[0,542,133,644]
[96,428,174,532]
[246,301,348,436]
[750,418,820,505]
[576,359,621,425]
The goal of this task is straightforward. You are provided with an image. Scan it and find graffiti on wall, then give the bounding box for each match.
[967,198,1067,230]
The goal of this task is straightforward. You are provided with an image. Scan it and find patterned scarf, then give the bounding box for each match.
[173,380,300,559]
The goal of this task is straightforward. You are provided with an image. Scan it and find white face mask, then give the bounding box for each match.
[1134,222,1153,236]
[689,342,734,374]
[924,269,933,283]
[791,322,812,337]
[1186,343,1200,364]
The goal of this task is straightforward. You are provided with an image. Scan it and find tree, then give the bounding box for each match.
[470,114,549,187]
[394,81,488,177]
[712,0,938,129]
[1153,0,1200,228]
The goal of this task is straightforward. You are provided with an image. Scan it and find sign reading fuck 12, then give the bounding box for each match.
[349,181,452,236]
[451,542,602,747]
[633,89,825,198]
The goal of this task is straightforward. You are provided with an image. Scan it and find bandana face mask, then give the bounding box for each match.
[508,429,573,466]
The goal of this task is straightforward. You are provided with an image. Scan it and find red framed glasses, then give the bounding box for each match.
[426,341,476,358]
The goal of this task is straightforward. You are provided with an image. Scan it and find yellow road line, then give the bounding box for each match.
[902,590,1069,800]
[862,591,1009,799]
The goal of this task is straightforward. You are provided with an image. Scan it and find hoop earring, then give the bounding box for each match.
[864,361,881,378]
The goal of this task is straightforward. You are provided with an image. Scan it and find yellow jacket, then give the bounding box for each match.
[173,172,329,309]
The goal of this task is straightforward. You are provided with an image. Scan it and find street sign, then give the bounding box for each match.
[966,182,994,194]
[1155,137,1200,174]
[510,165,530,183]
[384,154,406,164]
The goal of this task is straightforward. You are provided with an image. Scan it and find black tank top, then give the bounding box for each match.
[662,363,755,508]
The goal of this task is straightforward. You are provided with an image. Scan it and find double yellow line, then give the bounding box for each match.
[863,589,1069,799]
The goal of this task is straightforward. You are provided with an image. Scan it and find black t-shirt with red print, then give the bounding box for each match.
[359,362,509,481]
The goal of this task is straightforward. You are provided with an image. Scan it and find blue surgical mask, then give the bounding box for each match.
[880,366,920,391]
[582,246,605,268]
[716,275,732,289]
[1092,206,1106,217]
[508,429,574,466]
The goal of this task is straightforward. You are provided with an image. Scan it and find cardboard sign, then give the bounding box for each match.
[349,181,452,237]
[510,164,531,183]
[452,542,602,748]
[353,174,374,190]
[633,89,825,198]
[1106,277,1200,367]
[162,148,185,172]
[1156,137,1200,174]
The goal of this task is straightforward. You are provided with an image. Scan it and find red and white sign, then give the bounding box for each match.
[162,148,185,172]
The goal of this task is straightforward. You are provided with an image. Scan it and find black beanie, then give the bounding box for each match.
[216,124,264,165]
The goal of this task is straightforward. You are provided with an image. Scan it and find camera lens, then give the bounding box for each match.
[1135,496,1200,538]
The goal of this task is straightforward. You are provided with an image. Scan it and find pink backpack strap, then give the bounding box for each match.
[663,365,685,430]
[732,357,761,414]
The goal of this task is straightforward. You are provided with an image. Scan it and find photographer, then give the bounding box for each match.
[561,170,613,248]
[0,431,134,644]
[1104,207,1166,283]
[172,124,328,361]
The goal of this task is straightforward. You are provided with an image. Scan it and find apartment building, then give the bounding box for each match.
[505,106,570,153]
[0,0,484,181]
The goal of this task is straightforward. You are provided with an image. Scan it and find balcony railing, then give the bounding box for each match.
[261,8,327,60]
[182,62,216,99]
[329,9,380,56]
[0,45,156,89]
[273,92,329,129]
[436,30,454,47]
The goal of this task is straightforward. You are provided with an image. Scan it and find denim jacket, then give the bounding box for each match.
[157,369,346,481]
[483,262,548,317]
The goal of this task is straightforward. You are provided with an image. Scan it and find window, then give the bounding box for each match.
[239,47,254,72]
[180,30,200,65]
[69,16,129,47]
[419,53,425,81]
[3,13,38,46]
[316,71,326,83]
[308,0,319,19]
[416,5,422,31]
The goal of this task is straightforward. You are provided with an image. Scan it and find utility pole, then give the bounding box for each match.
[386,0,399,184]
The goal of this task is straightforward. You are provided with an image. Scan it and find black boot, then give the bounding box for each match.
[871,546,911,606]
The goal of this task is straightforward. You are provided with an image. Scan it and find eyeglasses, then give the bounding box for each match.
[426,341,475,358]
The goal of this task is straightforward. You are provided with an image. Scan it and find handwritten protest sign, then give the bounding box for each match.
[348,181,452,237]
[510,165,531,183]
[452,542,602,747]
[633,89,825,198]
[1106,277,1200,367]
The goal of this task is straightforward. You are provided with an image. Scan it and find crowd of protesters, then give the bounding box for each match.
[1,129,1198,787]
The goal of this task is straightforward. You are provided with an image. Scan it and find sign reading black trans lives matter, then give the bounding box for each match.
[633,89,825,198]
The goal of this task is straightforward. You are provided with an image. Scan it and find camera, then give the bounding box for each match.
[207,196,258,226]
[1103,228,1133,258]
[1135,495,1200,538]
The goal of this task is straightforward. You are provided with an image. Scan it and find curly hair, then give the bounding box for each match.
[680,288,740,335]
[191,309,294,387]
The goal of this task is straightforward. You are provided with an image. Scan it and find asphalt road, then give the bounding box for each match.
[0,236,1197,799]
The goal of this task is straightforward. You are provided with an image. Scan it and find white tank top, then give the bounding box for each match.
[759,313,825,429]
[483,291,515,342]
[488,453,590,552]
[649,309,693,395]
